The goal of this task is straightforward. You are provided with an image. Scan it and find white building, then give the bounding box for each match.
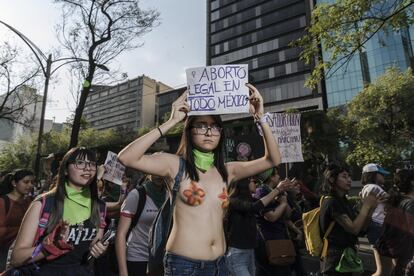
[0,85,42,147]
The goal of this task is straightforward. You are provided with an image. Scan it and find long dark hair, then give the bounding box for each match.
[224,178,252,236]
[321,163,350,195]
[388,169,414,207]
[176,115,228,183]
[0,169,34,195]
[228,178,252,200]
[45,147,101,233]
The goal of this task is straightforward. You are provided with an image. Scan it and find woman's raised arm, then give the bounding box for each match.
[118,93,189,178]
[227,84,281,183]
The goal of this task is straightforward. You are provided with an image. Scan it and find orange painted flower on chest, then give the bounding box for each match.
[183,181,206,206]
[218,187,229,209]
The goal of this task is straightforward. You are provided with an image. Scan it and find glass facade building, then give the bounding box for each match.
[322,1,414,107]
[207,0,323,118]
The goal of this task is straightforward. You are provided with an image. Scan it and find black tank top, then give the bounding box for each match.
[36,218,97,274]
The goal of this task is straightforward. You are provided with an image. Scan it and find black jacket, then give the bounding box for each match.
[225,197,265,249]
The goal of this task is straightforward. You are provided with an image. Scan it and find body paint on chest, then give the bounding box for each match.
[218,187,229,209]
[183,181,206,206]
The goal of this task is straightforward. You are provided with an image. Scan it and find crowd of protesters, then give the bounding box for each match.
[0,84,412,276]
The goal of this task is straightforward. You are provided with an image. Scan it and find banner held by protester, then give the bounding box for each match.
[102,151,125,185]
[186,64,249,115]
[260,113,304,164]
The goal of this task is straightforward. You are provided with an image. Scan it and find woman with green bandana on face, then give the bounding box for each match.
[10,147,108,275]
[118,83,282,276]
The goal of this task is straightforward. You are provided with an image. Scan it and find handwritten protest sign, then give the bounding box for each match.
[102,151,125,185]
[186,64,249,115]
[265,113,304,163]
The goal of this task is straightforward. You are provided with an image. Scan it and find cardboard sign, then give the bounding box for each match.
[102,151,125,185]
[186,64,249,115]
[266,113,304,163]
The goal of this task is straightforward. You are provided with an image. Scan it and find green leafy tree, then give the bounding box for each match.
[0,135,37,172]
[0,127,125,172]
[161,111,184,135]
[296,0,414,88]
[341,68,414,168]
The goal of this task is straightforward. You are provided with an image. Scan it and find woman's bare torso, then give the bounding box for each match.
[166,167,228,260]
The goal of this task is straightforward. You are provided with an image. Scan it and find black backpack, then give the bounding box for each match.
[147,157,185,275]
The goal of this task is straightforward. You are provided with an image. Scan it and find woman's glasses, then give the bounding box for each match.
[192,123,222,136]
[71,160,97,170]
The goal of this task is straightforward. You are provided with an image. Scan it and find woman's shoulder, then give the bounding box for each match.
[320,195,342,211]
[400,196,414,213]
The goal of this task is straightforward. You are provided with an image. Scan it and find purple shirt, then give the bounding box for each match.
[254,186,287,240]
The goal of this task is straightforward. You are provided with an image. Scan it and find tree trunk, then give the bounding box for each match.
[69,75,93,149]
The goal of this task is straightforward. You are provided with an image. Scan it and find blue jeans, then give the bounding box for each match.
[164,252,229,276]
[225,247,255,276]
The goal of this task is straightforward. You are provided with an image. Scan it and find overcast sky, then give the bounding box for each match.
[0,0,206,123]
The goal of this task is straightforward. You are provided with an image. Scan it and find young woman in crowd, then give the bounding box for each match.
[0,169,34,271]
[118,84,281,276]
[286,177,307,276]
[94,165,128,276]
[10,147,108,275]
[254,167,295,276]
[378,169,414,275]
[320,164,382,275]
[360,163,391,276]
[116,174,167,276]
[225,176,293,276]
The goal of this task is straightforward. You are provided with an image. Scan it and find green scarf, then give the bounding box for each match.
[144,181,166,209]
[193,149,214,173]
[63,183,91,225]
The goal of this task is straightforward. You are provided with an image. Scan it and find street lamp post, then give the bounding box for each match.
[0,20,109,181]
[34,54,52,180]
[0,20,51,181]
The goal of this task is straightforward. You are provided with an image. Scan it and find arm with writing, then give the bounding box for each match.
[333,194,379,236]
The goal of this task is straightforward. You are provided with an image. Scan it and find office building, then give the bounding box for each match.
[0,85,42,147]
[207,0,323,121]
[156,87,186,124]
[84,75,171,131]
[320,1,414,107]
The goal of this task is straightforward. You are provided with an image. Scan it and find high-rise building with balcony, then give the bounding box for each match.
[207,0,323,121]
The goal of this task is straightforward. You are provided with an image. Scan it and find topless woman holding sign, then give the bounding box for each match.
[118,83,284,275]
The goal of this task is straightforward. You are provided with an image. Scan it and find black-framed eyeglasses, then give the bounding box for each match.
[71,160,97,170]
[192,123,222,136]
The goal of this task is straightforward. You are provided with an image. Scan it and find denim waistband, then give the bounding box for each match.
[165,252,225,269]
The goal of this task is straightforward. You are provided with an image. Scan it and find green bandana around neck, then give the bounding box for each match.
[63,182,92,225]
[193,148,214,172]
